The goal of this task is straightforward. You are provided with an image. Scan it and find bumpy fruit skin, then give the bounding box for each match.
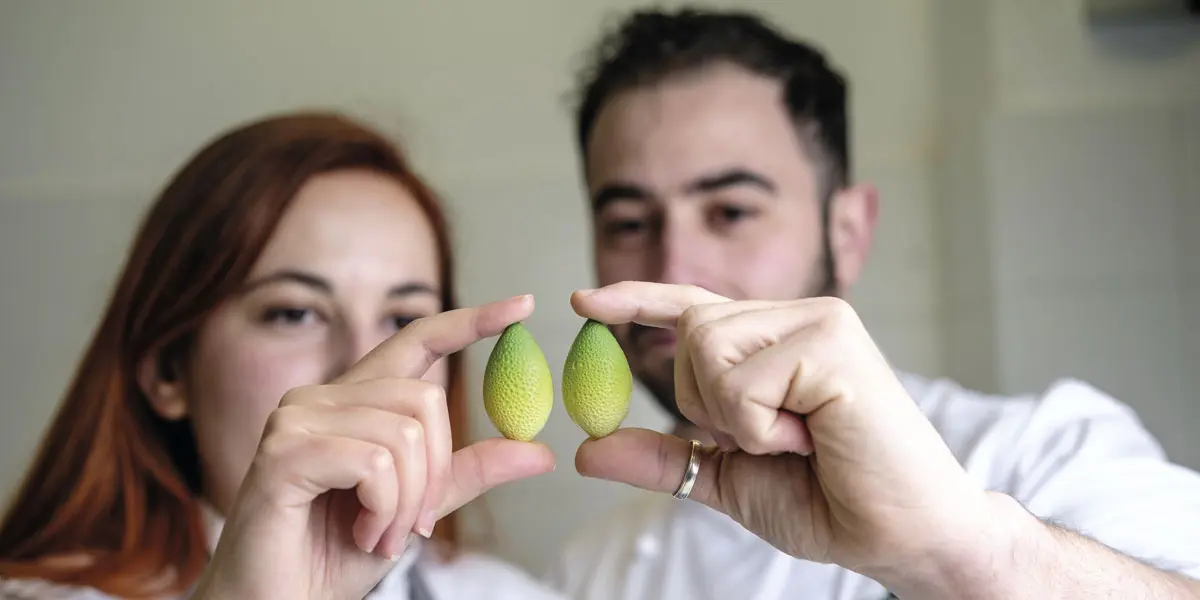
[562,319,632,439]
[482,322,554,442]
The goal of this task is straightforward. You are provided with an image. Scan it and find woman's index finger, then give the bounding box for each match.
[338,294,535,383]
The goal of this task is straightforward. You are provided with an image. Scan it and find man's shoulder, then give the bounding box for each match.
[900,371,1150,444]
[899,370,1170,486]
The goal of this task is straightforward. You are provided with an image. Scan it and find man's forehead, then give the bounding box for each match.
[584,66,807,197]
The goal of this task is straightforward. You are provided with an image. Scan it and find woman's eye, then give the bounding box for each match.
[262,307,321,326]
[391,315,421,331]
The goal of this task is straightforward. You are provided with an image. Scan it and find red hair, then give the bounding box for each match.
[0,112,467,597]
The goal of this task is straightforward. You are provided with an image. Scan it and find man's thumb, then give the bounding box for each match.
[575,428,726,512]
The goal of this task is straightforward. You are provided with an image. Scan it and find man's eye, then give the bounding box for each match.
[603,219,649,236]
[717,205,756,223]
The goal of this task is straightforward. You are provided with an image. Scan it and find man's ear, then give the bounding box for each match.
[136,350,189,421]
[828,182,879,292]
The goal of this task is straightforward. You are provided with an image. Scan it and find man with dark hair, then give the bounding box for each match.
[547,7,1200,599]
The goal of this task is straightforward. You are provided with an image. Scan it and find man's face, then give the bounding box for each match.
[583,63,875,419]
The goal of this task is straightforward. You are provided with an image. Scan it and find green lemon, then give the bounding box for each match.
[482,322,554,441]
[562,319,632,439]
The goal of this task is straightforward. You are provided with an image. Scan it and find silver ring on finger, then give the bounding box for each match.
[672,439,701,500]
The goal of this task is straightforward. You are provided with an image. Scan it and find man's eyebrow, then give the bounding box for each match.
[590,168,776,213]
[591,183,651,213]
[684,168,777,195]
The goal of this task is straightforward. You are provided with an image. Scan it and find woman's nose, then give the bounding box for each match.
[326,323,391,381]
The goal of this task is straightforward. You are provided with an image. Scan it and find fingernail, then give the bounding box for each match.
[576,288,597,297]
[389,553,403,561]
[417,510,436,538]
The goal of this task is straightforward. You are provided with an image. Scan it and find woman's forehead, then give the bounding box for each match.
[250,170,441,286]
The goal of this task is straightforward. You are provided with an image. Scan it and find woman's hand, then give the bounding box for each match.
[570,282,1002,590]
[192,295,555,600]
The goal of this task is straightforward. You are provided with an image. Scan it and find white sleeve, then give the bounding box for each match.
[541,550,572,595]
[419,552,568,600]
[542,530,614,600]
[540,496,664,600]
[0,578,116,600]
[541,523,604,599]
[1002,380,1200,579]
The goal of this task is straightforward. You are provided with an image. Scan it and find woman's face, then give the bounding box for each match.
[154,169,446,514]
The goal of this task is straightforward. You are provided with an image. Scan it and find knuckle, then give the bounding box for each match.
[256,429,291,464]
[711,369,745,404]
[737,435,770,455]
[822,372,855,403]
[279,384,317,407]
[688,319,723,351]
[287,383,342,408]
[793,355,814,381]
[414,380,447,407]
[683,284,710,300]
[252,433,298,489]
[391,415,424,451]
[360,446,393,477]
[728,409,775,455]
[262,404,304,437]
[675,395,705,424]
[400,314,441,351]
[693,329,730,370]
[677,304,703,333]
[820,296,859,329]
[407,312,436,330]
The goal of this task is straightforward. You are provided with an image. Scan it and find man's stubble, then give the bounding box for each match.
[636,232,838,424]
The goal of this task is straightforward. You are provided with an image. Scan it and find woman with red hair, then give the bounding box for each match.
[0,112,561,599]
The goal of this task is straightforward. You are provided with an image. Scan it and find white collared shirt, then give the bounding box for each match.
[1,500,565,600]
[544,372,1200,600]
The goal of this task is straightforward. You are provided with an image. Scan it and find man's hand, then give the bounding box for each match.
[568,282,1008,593]
[569,282,1200,599]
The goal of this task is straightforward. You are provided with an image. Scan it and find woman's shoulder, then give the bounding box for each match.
[420,550,567,600]
[0,578,118,600]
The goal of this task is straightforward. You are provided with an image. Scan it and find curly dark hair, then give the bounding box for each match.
[573,7,851,196]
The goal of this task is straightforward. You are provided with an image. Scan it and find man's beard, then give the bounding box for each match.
[637,240,838,424]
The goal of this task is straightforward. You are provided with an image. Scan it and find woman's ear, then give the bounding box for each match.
[136,351,189,421]
[828,182,879,292]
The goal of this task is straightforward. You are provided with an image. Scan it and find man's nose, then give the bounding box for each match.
[658,224,712,288]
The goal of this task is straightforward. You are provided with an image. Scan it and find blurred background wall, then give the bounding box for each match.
[1,0,1197,577]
